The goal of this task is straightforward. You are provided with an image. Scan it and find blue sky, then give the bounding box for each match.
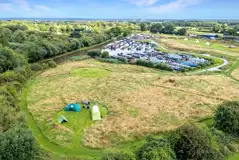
[0,0,238,19]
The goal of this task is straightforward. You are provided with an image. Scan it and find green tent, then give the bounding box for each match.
[58,116,68,124]
[91,105,101,121]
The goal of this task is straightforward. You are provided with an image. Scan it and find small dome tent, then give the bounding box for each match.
[91,105,101,121]
[64,104,81,112]
[58,116,68,124]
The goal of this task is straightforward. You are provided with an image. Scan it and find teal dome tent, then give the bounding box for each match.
[64,104,81,112]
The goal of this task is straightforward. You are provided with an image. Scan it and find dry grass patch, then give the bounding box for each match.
[27,60,239,149]
[232,67,239,80]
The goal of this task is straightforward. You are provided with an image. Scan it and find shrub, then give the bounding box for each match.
[41,63,49,70]
[97,58,126,64]
[170,123,222,160]
[117,57,128,63]
[0,86,18,108]
[14,65,32,79]
[30,63,43,71]
[155,63,173,71]
[214,101,239,136]
[0,102,17,132]
[46,60,57,68]
[137,137,176,160]
[0,71,26,84]
[136,59,155,68]
[87,49,101,57]
[69,55,90,61]
[101,152,135,160]
[101,51,110,58]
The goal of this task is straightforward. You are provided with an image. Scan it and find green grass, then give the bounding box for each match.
[19,80,104,160]
[228,154,239,160]
[72,68,110,78]
[54,103,108,148]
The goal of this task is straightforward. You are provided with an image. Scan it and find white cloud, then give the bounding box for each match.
[124,0,159,6]
[34,5,51,11]
[0,3,13,11]
[148,0,202,13]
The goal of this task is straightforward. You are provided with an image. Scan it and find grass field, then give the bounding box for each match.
[232,66,239,80]
[156,37,239,58]
[26,59,239,157]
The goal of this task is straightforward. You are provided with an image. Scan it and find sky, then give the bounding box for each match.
[0,0,238,19]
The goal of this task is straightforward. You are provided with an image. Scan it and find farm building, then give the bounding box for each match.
[91,105,101,121]
[58,116,68,124]
[64,104,81,112]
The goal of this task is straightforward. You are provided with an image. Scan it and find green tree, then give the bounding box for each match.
[222,23,229,33]
[0,27,11,46]
[140,23,147,31]
[150,23,163,34]
[212,24,221,33]
[177,28,187,35]
[0,127,38,160]
[22,42,46,62]
[69,39,81,50]
[0,46,25,73]
[50,24,58,33]
[215,101,239,135]
[170,123,222,160]
[11,30,27,43]
[28,34,38,42]
[163,24,175,34]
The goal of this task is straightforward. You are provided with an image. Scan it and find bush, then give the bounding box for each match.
[30,63,43,71]
[215,101,239,136]
[46,60,57,68]
[155,63,173,71]
[0,86,18,108]
[69,55,90,61]
[101,152,135,160]
[136,59,155,68]
[41,63,49,70]
[118,57,128,63]
[87,49,101,57]
[97,58,126,64]
[170,123,222,160]
[0,103,17,132]
[101,51,110,58]
[137,137,176,160]
[0,71,26,84]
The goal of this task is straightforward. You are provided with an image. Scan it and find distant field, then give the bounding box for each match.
[27,59,239,151]
[156,37,239,58]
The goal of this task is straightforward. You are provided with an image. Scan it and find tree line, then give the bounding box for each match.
[139,21,239,36]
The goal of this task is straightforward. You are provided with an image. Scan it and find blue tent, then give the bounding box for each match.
[182,61,197,67]
[64,104,81,112]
